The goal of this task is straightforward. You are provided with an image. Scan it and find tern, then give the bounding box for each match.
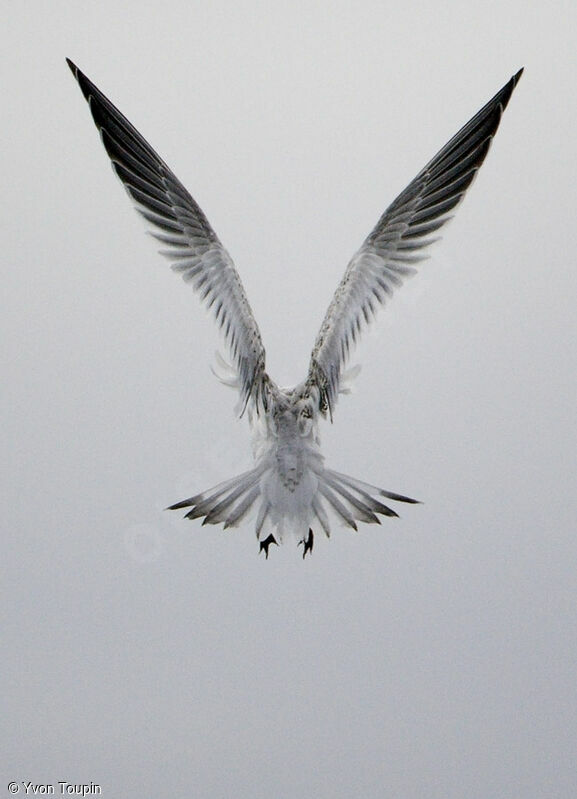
[67,60,522,557]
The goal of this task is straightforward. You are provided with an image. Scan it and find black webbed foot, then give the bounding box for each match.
[298,528,314,559]
[259,534,278,558]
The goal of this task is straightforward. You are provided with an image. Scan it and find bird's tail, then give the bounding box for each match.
[167,466,265,529]
[315,469,419,532]
[167,465,419,548]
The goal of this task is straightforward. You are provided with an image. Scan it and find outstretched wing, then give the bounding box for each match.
[307,69,523,418]
[67,59,268,414]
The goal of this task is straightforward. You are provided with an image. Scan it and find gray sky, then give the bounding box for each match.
[3,1,576,797]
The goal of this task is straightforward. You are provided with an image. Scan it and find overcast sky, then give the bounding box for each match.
[3,1,576,797]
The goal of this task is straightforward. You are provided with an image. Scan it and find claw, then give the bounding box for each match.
[259,534,278,558]
[298,528,314,559]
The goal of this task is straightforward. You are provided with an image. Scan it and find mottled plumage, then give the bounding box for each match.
[67,60,522,557]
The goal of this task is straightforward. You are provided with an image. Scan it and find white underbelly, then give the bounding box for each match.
[260,466,319,541]
[257,435,323,542]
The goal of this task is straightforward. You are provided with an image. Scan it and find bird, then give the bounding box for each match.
[66,59,522,558]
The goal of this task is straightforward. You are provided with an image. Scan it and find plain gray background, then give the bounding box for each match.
[3,1,576,797]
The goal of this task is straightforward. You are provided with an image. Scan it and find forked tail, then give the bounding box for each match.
[167,466,419,555]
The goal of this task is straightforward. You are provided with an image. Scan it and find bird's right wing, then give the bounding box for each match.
[306,69,523,418]
[67,59,269,414]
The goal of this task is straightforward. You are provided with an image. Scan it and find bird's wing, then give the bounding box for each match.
[306,69,523,418]
[67,59,269,414]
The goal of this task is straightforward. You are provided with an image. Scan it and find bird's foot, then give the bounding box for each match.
[298,528,314,559]
[259,534,278,558]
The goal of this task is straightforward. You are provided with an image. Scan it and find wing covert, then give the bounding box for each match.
[67,59,268,413]
[307,69,523,418]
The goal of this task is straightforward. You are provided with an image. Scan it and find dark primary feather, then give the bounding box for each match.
[308,69,523,417]
[66,59,268,414]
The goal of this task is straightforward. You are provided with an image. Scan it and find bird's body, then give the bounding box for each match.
[67,60,522,557]
[252,384,324,550]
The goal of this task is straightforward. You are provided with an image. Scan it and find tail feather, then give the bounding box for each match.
[312,495,331,538]
[326,471,398,518]
[328,469,420,505]
[318,482,358,530]
[167,468,257,511]
[323,472,386,522]
[201,474,261,524]
[223,485,261,529]
[255,500,270,538]
[168,467,263,528]
[318,468,419,529]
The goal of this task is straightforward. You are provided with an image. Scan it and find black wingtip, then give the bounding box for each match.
[65,58,94,104]
[499,67,524,112]
[506,68,524,99]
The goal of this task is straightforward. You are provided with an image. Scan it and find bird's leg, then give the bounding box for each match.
[298,528,314,559]
[259,534,278,558]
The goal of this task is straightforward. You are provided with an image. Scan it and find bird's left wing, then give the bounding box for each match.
[306,69,523,418]
[66,59,269,414]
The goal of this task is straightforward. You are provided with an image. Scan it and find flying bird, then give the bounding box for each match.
[67,59,522,558]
